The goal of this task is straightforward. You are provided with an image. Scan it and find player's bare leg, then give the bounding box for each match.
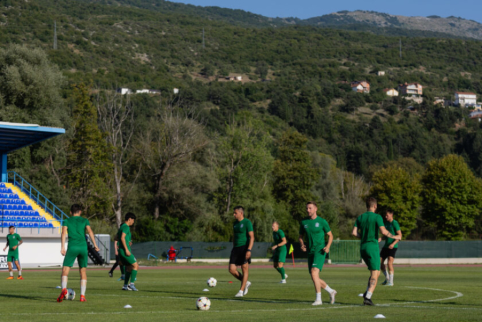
[15,260,23,279]
[229,264,244,282]
[240,262,250,295]
[6,262,14,280]
[387,257,395,285]
[310,268,336,305]
[363,270,380,306]
[57,266,70,302]
[380,258,389,285]
[79,267,87,302]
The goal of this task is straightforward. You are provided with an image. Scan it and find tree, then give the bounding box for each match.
[272,130,319,237]
[66,84,112,217]
[138,105,208,220]
[421,155,482,240]
[96,91,138,227]
[370,166,421,237]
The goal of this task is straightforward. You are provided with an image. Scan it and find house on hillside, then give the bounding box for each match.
[398,83,423,97]
[136,89,150,94]
[117,88,133,95]
[455,91,477,107]
[149,89,161,95]
[351,81,370,93]
[377,71,386,76]
[383,88,399,97]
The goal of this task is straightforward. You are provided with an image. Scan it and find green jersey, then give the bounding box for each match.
[62,216,90,247]
[299,216,331,254]
[117,223,132,251]
[233,218,253,247]
[273,229,286,249]
[383,219,401,249]
[7,233,21,251]
[354,212,385,246]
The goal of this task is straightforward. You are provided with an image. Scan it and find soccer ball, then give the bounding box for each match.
[196,297,211,311]
[207,277,217,288]
[67,288,76,301]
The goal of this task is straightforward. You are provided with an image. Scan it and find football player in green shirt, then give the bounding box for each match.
[58,204,100,303]
[352,198,401,306]
[299,201,337,306]
[271,221,288,283]
[228,206,254,298]
[117,212,138,291]
[379,209,402,286]
[3,226,23,280]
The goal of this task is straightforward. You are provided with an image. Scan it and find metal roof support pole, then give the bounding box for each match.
[1,154,7,183]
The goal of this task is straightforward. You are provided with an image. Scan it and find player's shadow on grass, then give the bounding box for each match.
[0,293,50,302]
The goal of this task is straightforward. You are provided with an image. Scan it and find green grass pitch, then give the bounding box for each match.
[1,264,481,322]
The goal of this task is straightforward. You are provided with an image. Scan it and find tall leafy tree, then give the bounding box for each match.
[370,166,422,237]
[421,155,482,240]
[66,84,112,217]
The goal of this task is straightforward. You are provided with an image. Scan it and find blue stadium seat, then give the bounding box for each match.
[48,223,54,228]
[33,223,39,228]
[17,223,24,228]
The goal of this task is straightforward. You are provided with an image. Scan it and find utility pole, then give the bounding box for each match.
[202,28,205,50]
[399,38,402,59]
[53,20,57,50]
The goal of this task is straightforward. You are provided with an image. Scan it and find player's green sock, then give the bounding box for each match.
[279,267,286,279]
[120,265,125,275]
[130,270,138,283]
[124,272,131,286]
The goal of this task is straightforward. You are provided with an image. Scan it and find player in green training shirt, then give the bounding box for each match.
[271,221,288,283]
[379,209,402,286]
[58,204,100,303]
[117,212,138,291]
[299,201,337,306]
[352,197,401,306]
[229,206,254,298]
[3,226,23,280]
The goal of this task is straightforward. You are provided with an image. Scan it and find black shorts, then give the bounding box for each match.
[380,247,398,260]
[229,246,251,266]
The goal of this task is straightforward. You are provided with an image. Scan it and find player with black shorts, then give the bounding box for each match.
[228,206,254,298]
[379,209,401,286]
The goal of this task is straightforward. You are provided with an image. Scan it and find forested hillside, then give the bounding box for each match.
[1,0,482,242]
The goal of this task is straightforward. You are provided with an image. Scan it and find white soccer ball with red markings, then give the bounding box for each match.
[207,277,217,288]
[67,288,76,300]
[196,297,211,311]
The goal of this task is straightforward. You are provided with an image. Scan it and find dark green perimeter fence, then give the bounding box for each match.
[111,241,482,264]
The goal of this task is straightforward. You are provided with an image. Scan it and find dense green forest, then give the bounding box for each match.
[1,0,482,242]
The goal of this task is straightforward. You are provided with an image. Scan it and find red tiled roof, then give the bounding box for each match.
[455,92,476,95]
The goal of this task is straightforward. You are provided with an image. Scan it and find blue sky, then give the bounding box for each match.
[170,0,482,23]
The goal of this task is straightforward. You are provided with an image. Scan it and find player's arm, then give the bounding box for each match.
[13,239,23,250]
[61,226,68,256]
[323,231,334,253]
[379,226,402,240]
[389,230,402,249]
[299,235,307,252]
[86,225,100,252]
[351,226,360,238]
[121,232,131,256]
[272,236,287,251]
[246,231,254,260]
[3,237,9,252]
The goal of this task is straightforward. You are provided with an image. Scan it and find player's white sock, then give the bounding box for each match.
[61,276,68,289]
[366,291,373,299]
[80,280,87,296]
[389,272,394,284]
[324,285,334,294]
[316,292,321,302]
[18,270,22,276]
[9,271,13,277]
[383,270,389,279]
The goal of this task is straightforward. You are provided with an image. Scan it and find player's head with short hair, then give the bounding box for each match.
[233,206,244,220]
[272,221,279,231]
[8,226,14,233]
[70,204,82,215]
[306,201,318,217]
[125,212,136,223]
[366,197,377,210]
[385,208,394,221]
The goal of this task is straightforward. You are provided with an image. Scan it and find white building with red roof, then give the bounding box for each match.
[455,91,477,107]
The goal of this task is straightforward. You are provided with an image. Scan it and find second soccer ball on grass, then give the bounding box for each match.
[207,277,217,288]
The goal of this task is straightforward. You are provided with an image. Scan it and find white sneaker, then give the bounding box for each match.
[235,290,244,297]
[312,300,322,306]
[280,279,286,284]
[329,290,337,304]
[243,281,251,295]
